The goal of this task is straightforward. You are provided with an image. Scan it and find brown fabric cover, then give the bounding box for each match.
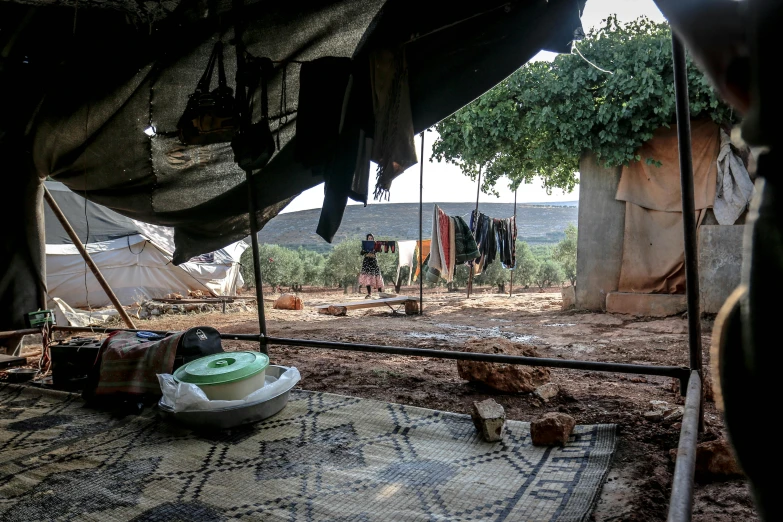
[616,121,719,294]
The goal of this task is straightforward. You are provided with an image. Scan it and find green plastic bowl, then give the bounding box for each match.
[174,352,269,400]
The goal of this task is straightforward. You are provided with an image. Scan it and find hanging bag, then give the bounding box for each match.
[177,42,238,145]
[231,56,276,170]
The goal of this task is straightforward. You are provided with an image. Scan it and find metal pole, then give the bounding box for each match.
[667,371,702,522]
[234,0,268,352]
[43,186,137,329]
[509,188,517,297]
[671,36,702,374]
[418,132,424,315]
[50,325,691,386]
[467,167,482,298]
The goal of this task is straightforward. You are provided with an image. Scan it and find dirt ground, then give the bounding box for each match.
[12,285,758,521]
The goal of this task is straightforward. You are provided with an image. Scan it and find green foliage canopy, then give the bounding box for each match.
[431,16,735,195]
[552,224,577,286]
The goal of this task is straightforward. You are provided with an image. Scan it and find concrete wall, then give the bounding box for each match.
[698,225,745,314]
[575,153,626,310]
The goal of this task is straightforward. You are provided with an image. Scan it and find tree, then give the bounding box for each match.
[324,240,363,292]
[552,224,577,286]
[513,241,540,288]
[431,16,735,195]
[475,259,510,292]
[298,247,326,287]
[534,260,564,290]
[240,244,304,290]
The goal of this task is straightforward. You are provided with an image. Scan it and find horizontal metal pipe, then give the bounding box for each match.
[53,325,174,335]
[0,328,41,340]
[667,371,702,522]
[265,336,690,380]
[52,326,690,382]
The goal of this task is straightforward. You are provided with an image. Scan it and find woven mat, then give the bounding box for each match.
[0,384,616,521]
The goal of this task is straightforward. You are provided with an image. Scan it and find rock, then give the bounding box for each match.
[325,305,347,316]
[273,294,303,311]
[561,286,575,310]
[471,399,506,442]
[643,410,664,422]
[164,293,183,300]
[184,304,198,312]
[531,412,576,446]
[150,309,160,316]
[404,300,419,315]
[457,338,551,393]
[695,439,743,479]
[535,383,560,402]
[663,407,684,424]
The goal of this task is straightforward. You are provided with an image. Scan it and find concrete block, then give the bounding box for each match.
[698,225,745,314]
[605,292,687,317]
[575,153,626,311]
[471,399,506,442]
[561,286,575,310]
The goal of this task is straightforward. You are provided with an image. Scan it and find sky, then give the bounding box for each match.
[280,0,666,214]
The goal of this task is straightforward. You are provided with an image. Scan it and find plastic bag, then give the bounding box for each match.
[157,366,300,412]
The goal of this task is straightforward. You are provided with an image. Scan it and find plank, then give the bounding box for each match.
[316,296,413,313]
[0,355,27,369]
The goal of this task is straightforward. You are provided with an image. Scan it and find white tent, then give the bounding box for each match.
[45,182,247,308]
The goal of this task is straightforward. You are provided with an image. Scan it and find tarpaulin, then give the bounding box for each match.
[616,121,719,293]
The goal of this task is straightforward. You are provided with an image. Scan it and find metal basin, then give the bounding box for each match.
[157,365,295,430]
[5,368,38,383]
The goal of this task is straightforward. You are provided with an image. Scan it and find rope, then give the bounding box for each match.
[572,42,614,75]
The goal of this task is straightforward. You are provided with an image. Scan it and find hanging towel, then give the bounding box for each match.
[448,217,456,282]
[453,216,480,264]
[370,47,418,200]
[413,239,431,282]
[715,129,754,224]
[427,206,444,282]
[396,240,417,286]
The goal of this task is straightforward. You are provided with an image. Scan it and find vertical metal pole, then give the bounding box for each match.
[509,188,517,297]
[672,35,702,433]
[234,0,268,352]
[467,167,482,298]
[672,35,702,374]
[418,132,424,315]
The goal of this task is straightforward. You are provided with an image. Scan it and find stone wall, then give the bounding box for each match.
[138,300,255,319]
[575,153,626,311]
[698,225,745,314]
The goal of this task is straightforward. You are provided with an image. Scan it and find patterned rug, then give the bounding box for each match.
[0,384,616,521]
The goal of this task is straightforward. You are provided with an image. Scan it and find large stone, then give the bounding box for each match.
[695,439,743,479]
[606,292,687,317]
[273,294,303,311]
[561,286,575,310]
[457,339,550,393]
[471,399,506,442]
[531,412,576,446]
[698,225,745,314]
[535,383,560,402]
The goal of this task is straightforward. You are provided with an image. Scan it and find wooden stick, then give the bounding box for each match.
[43,186,137,329]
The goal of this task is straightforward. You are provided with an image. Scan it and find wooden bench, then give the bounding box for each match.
[316,296,419,316]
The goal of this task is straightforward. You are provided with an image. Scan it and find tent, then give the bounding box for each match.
[1,0,585,329]
[44,182,247,308]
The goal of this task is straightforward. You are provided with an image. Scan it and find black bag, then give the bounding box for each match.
[173,326,224,371]
[178,42,238,146]
[231,56,275,170]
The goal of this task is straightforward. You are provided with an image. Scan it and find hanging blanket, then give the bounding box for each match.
[453,216,480,264]
[94,331,183,396]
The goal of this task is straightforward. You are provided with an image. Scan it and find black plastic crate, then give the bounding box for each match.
[50,338,102,391]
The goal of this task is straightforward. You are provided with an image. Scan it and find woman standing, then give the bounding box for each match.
[359,233,384,298]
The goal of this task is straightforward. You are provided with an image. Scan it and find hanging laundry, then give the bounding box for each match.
[412,239,431,282]
[453,216,480,264]
[496,216,518,269]
[370,47,418,200]
[424,206,479,283]
[471,210,517,271]
[396,240,417,286]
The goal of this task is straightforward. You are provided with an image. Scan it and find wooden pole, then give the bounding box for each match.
[43,186,137,329]
[419,132,424,315]
[467,167,482,298]
[509,187,517,297]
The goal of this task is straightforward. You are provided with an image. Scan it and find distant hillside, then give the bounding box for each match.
[258,202,578,252]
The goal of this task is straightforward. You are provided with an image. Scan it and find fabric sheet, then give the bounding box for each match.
[396,240,417,286]
[412,239,431,282]
[616,121,719,294]
[95,330,183,396]
[715,129,755,224]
